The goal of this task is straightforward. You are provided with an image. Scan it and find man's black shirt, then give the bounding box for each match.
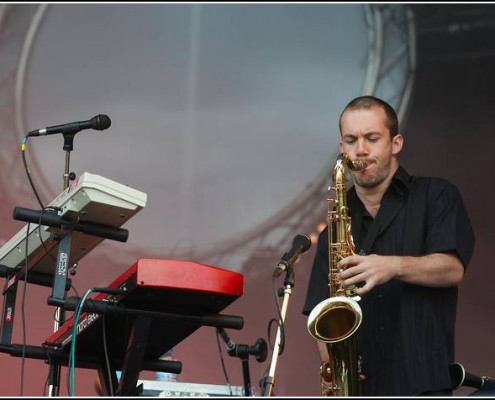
[302,166,475,396]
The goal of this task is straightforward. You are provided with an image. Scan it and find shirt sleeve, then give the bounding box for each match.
[425,179,475,269]
[302,227,331,316]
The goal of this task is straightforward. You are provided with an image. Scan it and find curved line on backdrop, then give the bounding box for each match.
[9,3,416,267]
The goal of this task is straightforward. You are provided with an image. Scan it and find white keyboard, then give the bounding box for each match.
[0,172,147,275]
[137,380,245,397]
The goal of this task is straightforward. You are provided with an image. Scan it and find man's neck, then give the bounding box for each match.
[354,165,398,215]
[356,188,385,218]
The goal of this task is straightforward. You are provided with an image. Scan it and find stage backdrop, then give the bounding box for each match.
[0,3,493,396]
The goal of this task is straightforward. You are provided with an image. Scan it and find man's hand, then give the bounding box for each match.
[338,254,399,295]
[338,252,464,294]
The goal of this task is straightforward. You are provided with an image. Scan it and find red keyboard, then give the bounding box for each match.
[44,258,244,361]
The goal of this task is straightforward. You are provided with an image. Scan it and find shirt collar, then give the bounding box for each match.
[348,165,411,210]
[389,165,411,196]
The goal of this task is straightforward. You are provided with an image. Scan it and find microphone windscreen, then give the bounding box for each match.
[92,114,112,131]
[294,233,312,253]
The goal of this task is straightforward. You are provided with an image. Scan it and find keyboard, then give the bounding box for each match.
[137,380,245,397]
[0,172,147,274]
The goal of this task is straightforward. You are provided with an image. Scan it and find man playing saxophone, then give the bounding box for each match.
[302,95,475,396]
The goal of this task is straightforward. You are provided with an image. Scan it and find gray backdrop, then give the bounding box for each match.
[0,3,493,397]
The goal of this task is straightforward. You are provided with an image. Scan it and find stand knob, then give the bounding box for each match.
[250,338,268,363]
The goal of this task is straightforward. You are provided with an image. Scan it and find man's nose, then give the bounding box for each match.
[356,138,368,155]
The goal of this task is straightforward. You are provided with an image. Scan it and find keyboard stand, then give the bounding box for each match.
[1,256,245,397]
[116,316,152,396]
[0,206,130,396]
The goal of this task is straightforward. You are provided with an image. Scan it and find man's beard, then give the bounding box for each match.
[353,159,391,189]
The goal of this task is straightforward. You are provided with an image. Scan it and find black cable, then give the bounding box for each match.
[70,282,79,298]
[21,136,45,210]
[19,135,69,395]
[19,136,45,395]
[19,222,31,396]
[271,274,285,355]
[215,329,234,396]
[42,344,51,396]
[66,356,71,395]
[68,288,96,396]
[66,288,126,396]
[101,315,114,396]
[21,138,60,282]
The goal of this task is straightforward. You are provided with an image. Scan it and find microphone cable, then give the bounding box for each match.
[214,329,234,396]
[100,315,114,396]
[68,287,95,396]
[17,222,30,396]
[21,136,45,210]
[66,287,126,396]
[18,134,74,395]
[258,265,288,394]
[21,136,60,272]
[269,273,286,356]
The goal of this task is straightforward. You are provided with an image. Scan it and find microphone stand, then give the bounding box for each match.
[48,131,76,396]
[217,328,267,396]
[261,266,295,397]
[62,131,77,189]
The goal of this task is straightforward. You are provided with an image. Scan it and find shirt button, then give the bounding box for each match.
[377,294,384,299]
[379,326,385,331]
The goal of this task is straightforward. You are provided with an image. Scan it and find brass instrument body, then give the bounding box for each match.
[307,153,364,396]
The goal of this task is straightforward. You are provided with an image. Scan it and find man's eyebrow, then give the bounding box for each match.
[342,131,380,138]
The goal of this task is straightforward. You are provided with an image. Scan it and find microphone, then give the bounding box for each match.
[27,114,111,137]
[273,233,312,277]
[450,362,495,390]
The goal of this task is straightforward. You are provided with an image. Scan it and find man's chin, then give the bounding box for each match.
[354,176,378,188]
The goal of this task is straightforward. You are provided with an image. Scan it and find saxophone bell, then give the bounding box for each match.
[307,296,362,343]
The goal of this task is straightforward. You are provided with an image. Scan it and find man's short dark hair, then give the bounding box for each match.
[339,95,399,138]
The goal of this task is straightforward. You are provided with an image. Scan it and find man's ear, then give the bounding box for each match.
[392,134,403,155]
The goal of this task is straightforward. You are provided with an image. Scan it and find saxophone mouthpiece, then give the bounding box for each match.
[349,159,367,171]
[340,153,367,172]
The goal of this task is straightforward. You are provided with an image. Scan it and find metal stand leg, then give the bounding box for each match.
[261,268,295,396]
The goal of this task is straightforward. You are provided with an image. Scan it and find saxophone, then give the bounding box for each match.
[307,153,364,396]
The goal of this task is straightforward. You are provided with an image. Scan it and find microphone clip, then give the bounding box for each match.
[217,328,267,362]
[273,259,289,278]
